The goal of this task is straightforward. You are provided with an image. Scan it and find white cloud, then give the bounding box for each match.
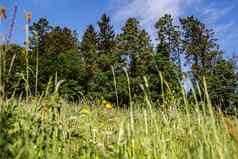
[111,0,193,21]
[109,0,200,40]
[111,1,197,22]
[109,0,238,55]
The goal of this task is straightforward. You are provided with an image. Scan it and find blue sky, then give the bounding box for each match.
[1,0,238,58]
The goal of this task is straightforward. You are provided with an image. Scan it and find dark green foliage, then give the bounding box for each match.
[38,49,85,99]
[43,26,78,56]
[79,25,98,96]
[97,14,116,55]
[207,59,238,106]
[89,14,118,101]
[155,14,182,63]
[180,16,237,108]
[180,16,219,75]
[154,15,182,94]
[2,14,237,110]
[116,18,154,102]
[30,18,52,54]
[3,44,25,97]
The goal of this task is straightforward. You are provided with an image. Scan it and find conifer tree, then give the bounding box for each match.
[97,14,115,55]
[79,25,97,94]
[118,18,153,75]
[180,16,219,79]
[180,16,238,107]
[154,15,182,92]
[155,15,183,68]
[29,18,52,54]
[94,14,117,101]
[117,17,153,101]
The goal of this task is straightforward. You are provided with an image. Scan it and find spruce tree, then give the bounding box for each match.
[117,17,153,102]
[94,14,117,101]
[80,25,98,94]
[97,14,115,55]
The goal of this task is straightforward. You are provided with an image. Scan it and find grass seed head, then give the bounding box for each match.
[25,11,32,23]
[0,6,7,21]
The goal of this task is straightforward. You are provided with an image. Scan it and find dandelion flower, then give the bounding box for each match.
[105,103,113,110]
[0,6,7,21]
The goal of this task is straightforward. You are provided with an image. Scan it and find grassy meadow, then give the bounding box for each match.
[1,94,238,159]
[0,4,238,159]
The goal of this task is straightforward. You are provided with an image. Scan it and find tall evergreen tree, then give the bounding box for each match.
[154,15,182,93]
[118,18,153,76]
[208,59,238,106]
[97,14,115,55]
[92,14,117,101]
[180,16,237,107]
[29,18,52,54]
[117,17,153,101]
[79,25,98,94]
[180,16,219,79]
[155,14,181,62]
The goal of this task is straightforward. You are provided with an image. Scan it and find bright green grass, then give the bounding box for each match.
[0,98,238,159]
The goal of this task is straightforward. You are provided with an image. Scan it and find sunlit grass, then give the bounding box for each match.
[0,6,237,159]
[1,97,238,159]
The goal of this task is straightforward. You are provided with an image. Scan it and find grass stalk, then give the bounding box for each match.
[33,31,39,96]
[111,65,119,107]
[25,23,30,99]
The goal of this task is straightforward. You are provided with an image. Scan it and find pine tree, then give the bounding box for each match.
[180,16,218,79]
[93,14,117,101]
[154,15,182,93]
[180,16,238,107]
[118,18,153,75]
[117,17,153,101]
[29,18,52,54]
[79,25,97,94]
[208,59,238,107]
[155,15,183,67]
[97,14,115,55]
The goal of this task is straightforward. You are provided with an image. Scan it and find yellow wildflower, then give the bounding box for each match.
[99,98,113,109]
[105,102,113,110]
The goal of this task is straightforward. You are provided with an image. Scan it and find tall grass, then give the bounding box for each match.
[0,61,237,158]
[0,7,238,159]
[1,34,238,158]
[24,15,30,99]
[1,91,238,159]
